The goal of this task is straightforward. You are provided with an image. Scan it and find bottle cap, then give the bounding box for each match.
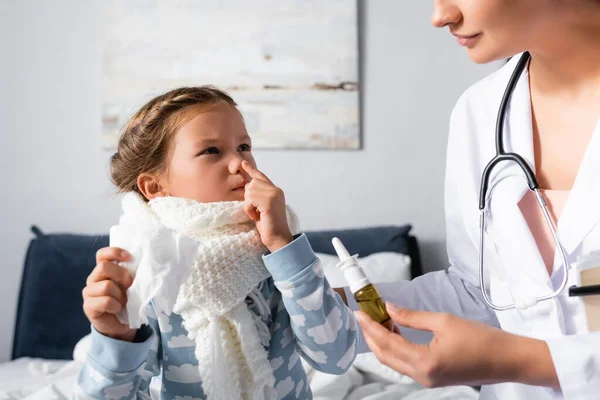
[332,237,370,293]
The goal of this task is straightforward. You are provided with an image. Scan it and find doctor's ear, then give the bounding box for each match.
[137,173,169,201]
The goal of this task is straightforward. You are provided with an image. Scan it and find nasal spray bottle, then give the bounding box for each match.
[333,238,393,330]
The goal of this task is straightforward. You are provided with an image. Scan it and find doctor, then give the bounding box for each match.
[350,0,600,399]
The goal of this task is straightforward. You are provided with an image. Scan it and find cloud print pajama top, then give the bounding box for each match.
[74,234,359,400]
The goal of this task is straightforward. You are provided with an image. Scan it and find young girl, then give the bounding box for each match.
[76,86,358,400]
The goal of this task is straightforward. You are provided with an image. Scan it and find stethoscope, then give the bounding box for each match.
[477,51,571,311]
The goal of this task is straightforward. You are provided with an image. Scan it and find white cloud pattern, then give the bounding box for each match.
[295,379,305,399]
[280,327,293,348]
[164,364,202,384]
[276,280,296,298]
[270,356,284,371]
[103,382,134,400]
[307,306,343,345]
[297,342,327,364]
[275,377,295,400]
[336,341,356,370]
[288,351,300,370]
[167,334,195,348]
[296,285,324,311]
[290,314,306,327]
[312,262,325,278]
[138,361,156,381]
[270,322,281,334]
[346,310,358,331]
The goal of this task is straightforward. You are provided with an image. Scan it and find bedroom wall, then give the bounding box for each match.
[0,1,496,362]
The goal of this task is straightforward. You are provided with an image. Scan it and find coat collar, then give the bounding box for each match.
[555,118,600,257]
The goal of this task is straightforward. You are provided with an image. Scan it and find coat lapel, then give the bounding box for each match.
[553,118,600,266]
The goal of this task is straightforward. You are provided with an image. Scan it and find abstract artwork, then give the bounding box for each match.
[102,0,360,149]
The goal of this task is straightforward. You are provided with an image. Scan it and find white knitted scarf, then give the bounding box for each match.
[111,193,290,400]
[150,196,277,400]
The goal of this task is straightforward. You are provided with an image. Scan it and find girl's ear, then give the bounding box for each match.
[137,173,169,200]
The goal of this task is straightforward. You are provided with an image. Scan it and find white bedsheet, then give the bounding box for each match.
[0,356,478,399]
[304,353,479,400]
[0,358,161,400]
[0,358,78,400]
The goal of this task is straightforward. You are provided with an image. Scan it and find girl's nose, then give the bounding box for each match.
[431,0,462,28]
[228,153,244,175]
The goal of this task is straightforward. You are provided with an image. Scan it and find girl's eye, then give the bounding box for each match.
[200,147,220,155]
[238,143,251,152]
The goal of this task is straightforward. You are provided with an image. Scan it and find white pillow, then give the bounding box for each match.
[315,252,411,288]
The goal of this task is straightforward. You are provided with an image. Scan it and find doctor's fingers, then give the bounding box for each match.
[82,280,127,306]
[386,303,449,332]
[361,328,418,377]
[96,246,130,264]
[87,261,133,290]
[356,311,423,368]
[361,321,446,389]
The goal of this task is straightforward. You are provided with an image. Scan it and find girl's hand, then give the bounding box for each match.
[242,161,294,252]
[82,247,137,342]
[356,303,559,389]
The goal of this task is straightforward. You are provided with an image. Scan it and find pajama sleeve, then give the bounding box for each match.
[263,234,359,374]
[73,307,161,400]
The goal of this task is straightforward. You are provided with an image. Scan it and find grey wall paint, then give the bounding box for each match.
[0,0,496,361]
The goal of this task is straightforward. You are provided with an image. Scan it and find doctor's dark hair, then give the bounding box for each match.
[109,86,237,197]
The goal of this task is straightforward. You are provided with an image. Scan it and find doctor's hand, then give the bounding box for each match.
[356,303,559,389]
[242,161,294,253]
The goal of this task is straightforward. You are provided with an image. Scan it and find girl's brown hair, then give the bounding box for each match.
[110,86,237,196]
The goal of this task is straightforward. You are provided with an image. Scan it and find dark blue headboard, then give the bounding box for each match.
[12,225,421,360]
[12,227,110,360]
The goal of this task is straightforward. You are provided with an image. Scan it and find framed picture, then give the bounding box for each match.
[102,0,360,149]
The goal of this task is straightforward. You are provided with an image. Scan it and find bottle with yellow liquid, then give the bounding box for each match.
[332,237,393,330]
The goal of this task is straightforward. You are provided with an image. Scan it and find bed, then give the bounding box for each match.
[2,225,478,399]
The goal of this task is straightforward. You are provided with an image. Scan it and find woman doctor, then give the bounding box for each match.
[91,0,600,398]
[348,1,600,399]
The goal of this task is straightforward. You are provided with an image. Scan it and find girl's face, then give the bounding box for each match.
[152,105,256,203]
[431,0,557,63]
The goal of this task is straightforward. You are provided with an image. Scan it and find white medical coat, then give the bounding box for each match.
[370,54,600,399]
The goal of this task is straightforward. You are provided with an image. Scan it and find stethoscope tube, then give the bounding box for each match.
[477,52,570,311]
[479,52,536,211]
